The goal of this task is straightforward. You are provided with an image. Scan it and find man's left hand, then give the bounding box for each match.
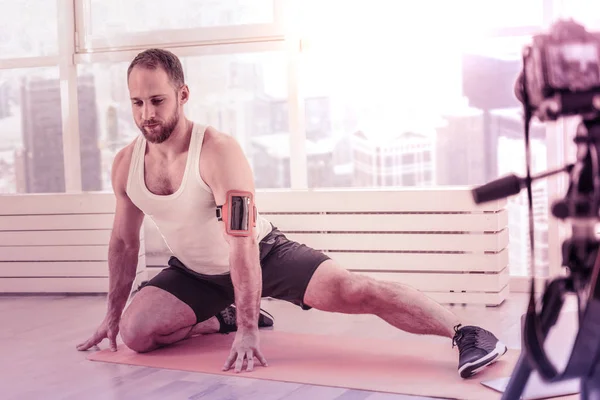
[222,328,268,373]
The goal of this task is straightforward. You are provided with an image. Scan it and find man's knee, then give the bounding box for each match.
[307,262,378,311]
[337,273,378,308]
[119,311,155,353]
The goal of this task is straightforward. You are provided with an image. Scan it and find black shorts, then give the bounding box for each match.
[145,225,330,323]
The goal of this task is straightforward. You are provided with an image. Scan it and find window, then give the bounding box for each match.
[402,173,416,186]
[300,1,540,190]
[0,0,58,59]
[77,70,116,192]
[78,51,289,191]
[0,0,575,280]
[402,153,415,164]
[498,136,549,277]
[79,0,281,51]
[296,0,551,278]
[295,0,545,39]
[457,0,545,30]
[0,67,64,193]
[554,0,600,29]
[87,0,275,36]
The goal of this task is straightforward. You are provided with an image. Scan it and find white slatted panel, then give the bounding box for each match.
[326,249,508,273]
[285,230,508,252]
[427,285,510,306]
[0,267,148,293]
[0,262,109,277]
[0,254,146,278]
[356,268,510,293]
[0,189,508,304]
[255,188,506,212]
[0,230,111,246]
[256,188,510,306]
[0,277,109,293]
[0,245,109,261]
[0,214,114,231]
[0,243,144,261]
[0,192,116,215]
[265,210,508,233]
[0,193,146,293]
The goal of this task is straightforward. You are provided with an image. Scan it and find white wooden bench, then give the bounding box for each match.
[0,193,146,293]
[144,187,509,306]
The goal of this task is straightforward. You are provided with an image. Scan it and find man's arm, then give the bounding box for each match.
[202,128,265,372]
[106,147,146,317]
[77,146,145,352]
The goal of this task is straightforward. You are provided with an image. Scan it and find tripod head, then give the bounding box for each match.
[471,19,600,400]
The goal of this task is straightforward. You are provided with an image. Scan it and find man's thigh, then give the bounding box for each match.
[121,285,197,337]
[142,257,235,323]
[259,227,330,310]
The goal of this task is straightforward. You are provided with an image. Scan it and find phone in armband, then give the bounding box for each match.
[215,190,257,237]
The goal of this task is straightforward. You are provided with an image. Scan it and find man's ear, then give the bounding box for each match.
[180,85,190,104]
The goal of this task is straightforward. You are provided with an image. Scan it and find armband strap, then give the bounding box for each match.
[216,190,257,237]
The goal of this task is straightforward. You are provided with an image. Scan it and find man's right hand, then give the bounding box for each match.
[222,328,268,373]
[76,313,121,352]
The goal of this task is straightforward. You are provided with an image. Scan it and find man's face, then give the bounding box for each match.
[128,66,187,144]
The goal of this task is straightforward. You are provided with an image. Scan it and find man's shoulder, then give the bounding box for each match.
[203,125,236,146]
[199,126,249,189]
[201,126,242,158]
[113,137,139,170]
[111,137,140,193]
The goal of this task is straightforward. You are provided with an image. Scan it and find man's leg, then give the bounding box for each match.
[119,259,238,353]
[120,286,221,353]
[303,260,460,338]
[302,259,507,378]
[120,259,275,353]
[259,226,459,337]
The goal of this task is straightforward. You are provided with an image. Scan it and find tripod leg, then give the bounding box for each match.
[501,353,533,400]
[502,280,568,400]
[581,358,600,400]
[576,246,600,400]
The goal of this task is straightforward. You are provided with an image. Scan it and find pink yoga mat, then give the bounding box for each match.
[87,330,575,400]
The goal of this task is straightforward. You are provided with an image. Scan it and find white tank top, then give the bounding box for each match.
[125,123,273,275]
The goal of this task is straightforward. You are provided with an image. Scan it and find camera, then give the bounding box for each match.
[472,19,600,400]
[520,19,600,122]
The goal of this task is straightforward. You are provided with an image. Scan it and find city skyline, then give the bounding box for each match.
[0,52,549,191]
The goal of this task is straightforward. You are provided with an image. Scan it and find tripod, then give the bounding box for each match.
[501,237,600,400]
[473,117,600,399]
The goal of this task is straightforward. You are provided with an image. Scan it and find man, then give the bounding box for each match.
[77,48,507,378]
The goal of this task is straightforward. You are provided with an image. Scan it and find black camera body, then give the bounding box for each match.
[521,19,600,121]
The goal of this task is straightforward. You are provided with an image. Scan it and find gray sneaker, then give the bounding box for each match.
[215,305,275,334]
[452,324,508,378]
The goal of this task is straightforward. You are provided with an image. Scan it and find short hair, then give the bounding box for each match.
[127,48,185,88]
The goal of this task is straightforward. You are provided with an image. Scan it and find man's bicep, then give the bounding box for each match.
[110,148,145,248]
[208,137,257,240]
[111,193,145,248]
[211,138,255,203]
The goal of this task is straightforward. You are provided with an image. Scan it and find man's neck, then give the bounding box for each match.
[147,118,193,159]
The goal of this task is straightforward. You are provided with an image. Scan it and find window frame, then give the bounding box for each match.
[74,0,287,54]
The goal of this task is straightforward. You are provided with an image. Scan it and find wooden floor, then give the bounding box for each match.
[0,291,580,400]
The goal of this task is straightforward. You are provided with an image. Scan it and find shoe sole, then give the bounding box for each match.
[458,341,508,379]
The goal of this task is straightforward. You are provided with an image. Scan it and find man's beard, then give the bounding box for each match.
[139,111,179,144]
